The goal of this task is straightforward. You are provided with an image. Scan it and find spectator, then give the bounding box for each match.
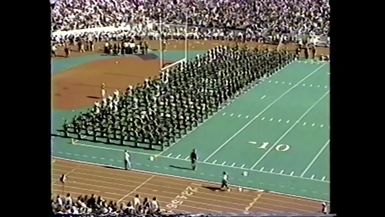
[51,44,57,57]
[133,194,141,209]
[51,0,329,45]
[65,193,72,206]
[150,197,160,214]
[56,195,63,207]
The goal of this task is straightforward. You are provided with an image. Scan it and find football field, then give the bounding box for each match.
[53,55,330,202]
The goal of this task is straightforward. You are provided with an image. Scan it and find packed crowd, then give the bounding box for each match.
[52,193,161,216]
[62,45,297,150]
[51,0,329,45]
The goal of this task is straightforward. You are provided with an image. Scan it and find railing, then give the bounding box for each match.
[51,23,329,47]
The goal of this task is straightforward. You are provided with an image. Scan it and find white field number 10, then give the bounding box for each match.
[258,142,290,152]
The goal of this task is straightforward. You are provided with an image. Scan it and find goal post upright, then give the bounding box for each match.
[159,12,163,70]
[184,11,188,62]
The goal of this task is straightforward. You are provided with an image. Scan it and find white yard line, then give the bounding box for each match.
[117,175,155,203]
[203,63,326,162]
[300,140,330,177]
[250,90,329,169]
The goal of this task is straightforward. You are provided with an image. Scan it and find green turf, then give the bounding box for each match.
[52,53,330,202]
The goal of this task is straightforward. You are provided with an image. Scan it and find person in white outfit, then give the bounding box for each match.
[101,83,106,100]
[124,150,131,170]
[221,171,230,191]
[133,194,141,209]
[321,202,328,214]
[149,197,160,213]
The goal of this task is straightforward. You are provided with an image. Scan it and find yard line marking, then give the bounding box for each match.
[278,119,282,122]
[288,82,292,85]
[290,171,294,176]
[212,160,217,164]
[300,139,330,177]
[320,124,324,128]
[91,156,97,159]
[310,84,313,87]
[222,113,226,116]
[117,175,155,203]
[302,83,306,86]
[322,176,326,181]
[250,90,329,169]
[82,155,88,158]
[167,153,172,157]
[280,170,284,174]
[269,118,274,121]
[260,95,266,100]
[275,81,279,84]
[261,117,265,120]
[270,168,274,173]
[317,85,320,88]
[311,175,315,179]
[237,114,242,118]
[184,156,189,160]
[231,163,236,167]
[248,141,257,144]
[268,80,272,83]
[303,122,307,126]
[176,154,181,159]
[241,164,245,168]
[203,63,326,162]
[100,157,105,160]
[324,85,328,88]
[222,161,227,165]
[311,123,315,127]
[74,153,79,156]
[286,120,290,123]
[109,159,114,161]
[260,167,264,171]
[230,113,234,116]
[245,115,249,119]
[282,81,286,84]
[66,153,72,155]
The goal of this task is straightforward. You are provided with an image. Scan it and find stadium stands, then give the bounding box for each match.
[52,193,161,216]
[51,0,329,45]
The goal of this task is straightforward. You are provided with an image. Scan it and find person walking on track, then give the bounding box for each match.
[124,150,131,170]
[190,149,198,170]
[322,202,328,214]
[101,83,106,100]
[221,171,230,191]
